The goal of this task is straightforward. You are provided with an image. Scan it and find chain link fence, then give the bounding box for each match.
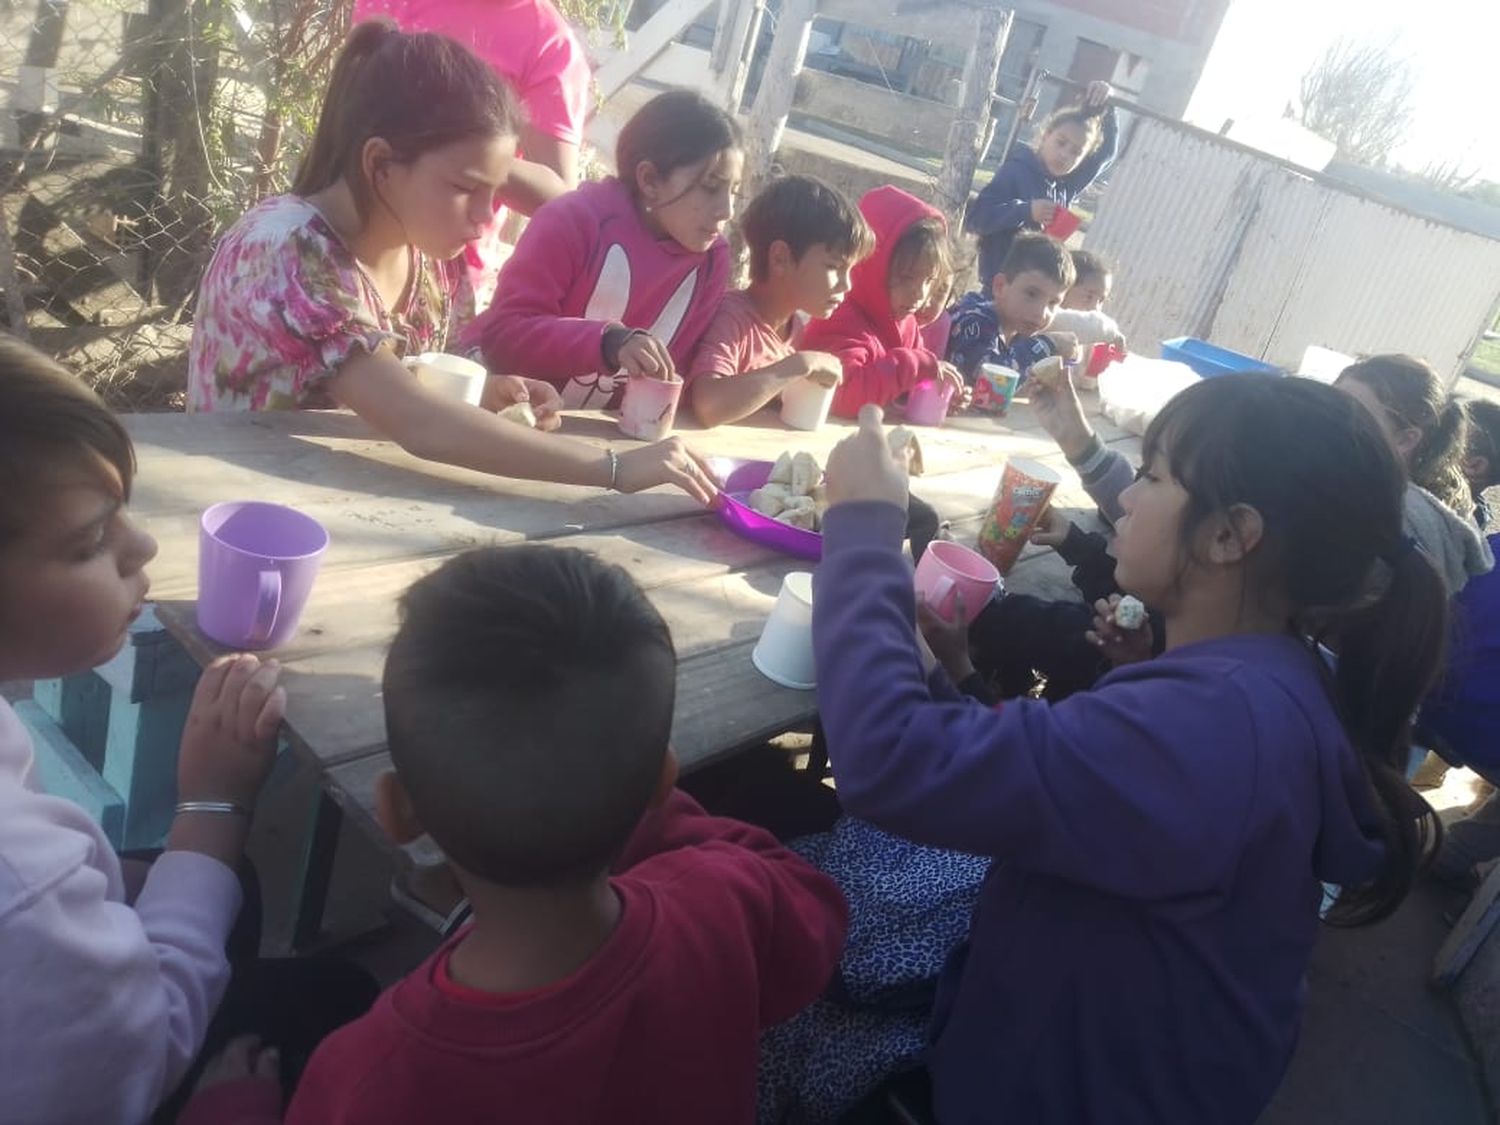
[1,0,351,408]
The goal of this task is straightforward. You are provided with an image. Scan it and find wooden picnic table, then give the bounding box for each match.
[121,399,1140,940]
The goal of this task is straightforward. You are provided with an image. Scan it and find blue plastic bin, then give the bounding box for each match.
[1160,337,1282,378]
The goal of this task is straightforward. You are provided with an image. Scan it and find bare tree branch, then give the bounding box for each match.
[1297,38,1414,167]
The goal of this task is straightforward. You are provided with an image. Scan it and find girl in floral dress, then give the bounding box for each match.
[189,21,718,504]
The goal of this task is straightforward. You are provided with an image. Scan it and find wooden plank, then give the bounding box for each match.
[795,69,953,155]
[595,0,717,100]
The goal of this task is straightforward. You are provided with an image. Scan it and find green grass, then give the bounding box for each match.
[1474,337,1500,378]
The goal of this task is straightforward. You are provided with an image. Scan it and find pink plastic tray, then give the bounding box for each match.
[712,459,823,561]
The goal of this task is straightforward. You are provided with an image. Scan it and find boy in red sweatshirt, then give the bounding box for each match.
[802,186,967,418]
[188,545,847,1125]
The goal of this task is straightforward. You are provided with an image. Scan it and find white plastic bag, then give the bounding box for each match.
[1097,354,1200,436]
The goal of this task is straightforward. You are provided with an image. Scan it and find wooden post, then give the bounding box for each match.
[725,0,767,113]
[936,4,1013,226]
[743,0,818,192]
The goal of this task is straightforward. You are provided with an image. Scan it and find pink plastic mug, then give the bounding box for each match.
[197,501,329,650]
[905,379,954,426]
[618,375,683,441]
[1044,207,1082,240]
[914,540,1001,624]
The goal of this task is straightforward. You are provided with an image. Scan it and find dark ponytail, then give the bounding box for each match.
[292,19,523,221]
[1143,376,1448,926]
[1338,354,1472,519]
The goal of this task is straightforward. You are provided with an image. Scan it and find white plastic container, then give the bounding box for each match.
[751,571,817,689]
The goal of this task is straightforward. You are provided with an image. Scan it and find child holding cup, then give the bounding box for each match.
[815,385,1448,1124]
[191,25,718,505]
[687,174,874,429]
[0,338,374,1122]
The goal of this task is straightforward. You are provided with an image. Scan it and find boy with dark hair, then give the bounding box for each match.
[689,174,873,426]
[945,231,1077,382]
[283,545,848,1125]
[800,185,967,417]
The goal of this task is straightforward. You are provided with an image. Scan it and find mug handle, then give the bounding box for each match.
[248,569,282,647]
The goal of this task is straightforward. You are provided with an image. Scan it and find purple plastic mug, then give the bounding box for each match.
[198,501,329,650]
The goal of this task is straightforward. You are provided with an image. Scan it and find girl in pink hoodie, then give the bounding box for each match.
[465,89,741,409]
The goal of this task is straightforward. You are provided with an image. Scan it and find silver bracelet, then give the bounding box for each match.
[175,800,249,818]
[605,448,620,491]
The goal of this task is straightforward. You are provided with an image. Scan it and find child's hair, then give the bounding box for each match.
[615,89,742,202]
[888,217,950,285]
[382,545,676,887]
[1339,355,1471,516]
[739,174,874,282]
[1464,399,1500,489]
[292,19,524,221]
[1142,376,1447,925]
[1034,101,1105,154]
[1069,249,1111,289]
[0,336,134,547]
[998,232,1075,288]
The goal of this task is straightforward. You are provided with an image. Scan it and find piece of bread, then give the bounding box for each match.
[776,505,819,531]
[887,425,925,476]
[748,487,787,517]
[496,401,537,428]
[768,451,795,486]
[790,451,821,497]
[1113,595,1147,630]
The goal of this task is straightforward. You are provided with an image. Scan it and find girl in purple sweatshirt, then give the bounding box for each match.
[813,376,1448,1125]
[464,89,740,409]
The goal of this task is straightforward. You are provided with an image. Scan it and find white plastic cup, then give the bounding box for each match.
[408,352,487,406]
[751,571,817,690]
[780,376,836,431]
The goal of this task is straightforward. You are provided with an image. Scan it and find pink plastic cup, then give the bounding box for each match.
[197,501,329,650]
[1087,342,1126,378]
[914,540,1002,624]
[618,375,683,441]
[905,379,954,426]
[1044,208,1082,240]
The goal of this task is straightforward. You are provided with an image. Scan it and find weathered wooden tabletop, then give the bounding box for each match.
[122,400,1141,868]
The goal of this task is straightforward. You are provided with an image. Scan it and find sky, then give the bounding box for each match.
[1186,0,1500,180]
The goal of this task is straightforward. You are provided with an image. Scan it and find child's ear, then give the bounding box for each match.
[1393,424,1423,463]
[374,769,424,845]
[990,273,1008,302]
[649,749,680,808]
[768,239,794,276]
[360,136,394,186]
[1207,503,1265,565]
[634,160,664,208]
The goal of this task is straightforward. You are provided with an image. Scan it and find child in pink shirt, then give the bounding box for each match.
[688,174,873,428]
[463,89,741,409]
[352,0,590,302]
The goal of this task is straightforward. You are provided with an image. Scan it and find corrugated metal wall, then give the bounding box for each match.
[1085,116,1500,384]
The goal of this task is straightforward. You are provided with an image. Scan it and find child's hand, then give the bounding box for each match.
[826,405,909,509]
[936,361,967,402]
[1043,331,1081,362]
[1030,200,1059,225]
[1083,80,1112,109]
[796,351,843,388]
[1085,595,1154,667]
[1028,360,1092,460]
[482,376,564,431]
[618,333,677,381]
[917,595,975,682]
[178,654,286,810]
[193,1035,280,1101]
[1030,506,1072,549]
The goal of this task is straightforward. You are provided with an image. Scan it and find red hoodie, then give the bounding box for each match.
[801,186,946,417]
